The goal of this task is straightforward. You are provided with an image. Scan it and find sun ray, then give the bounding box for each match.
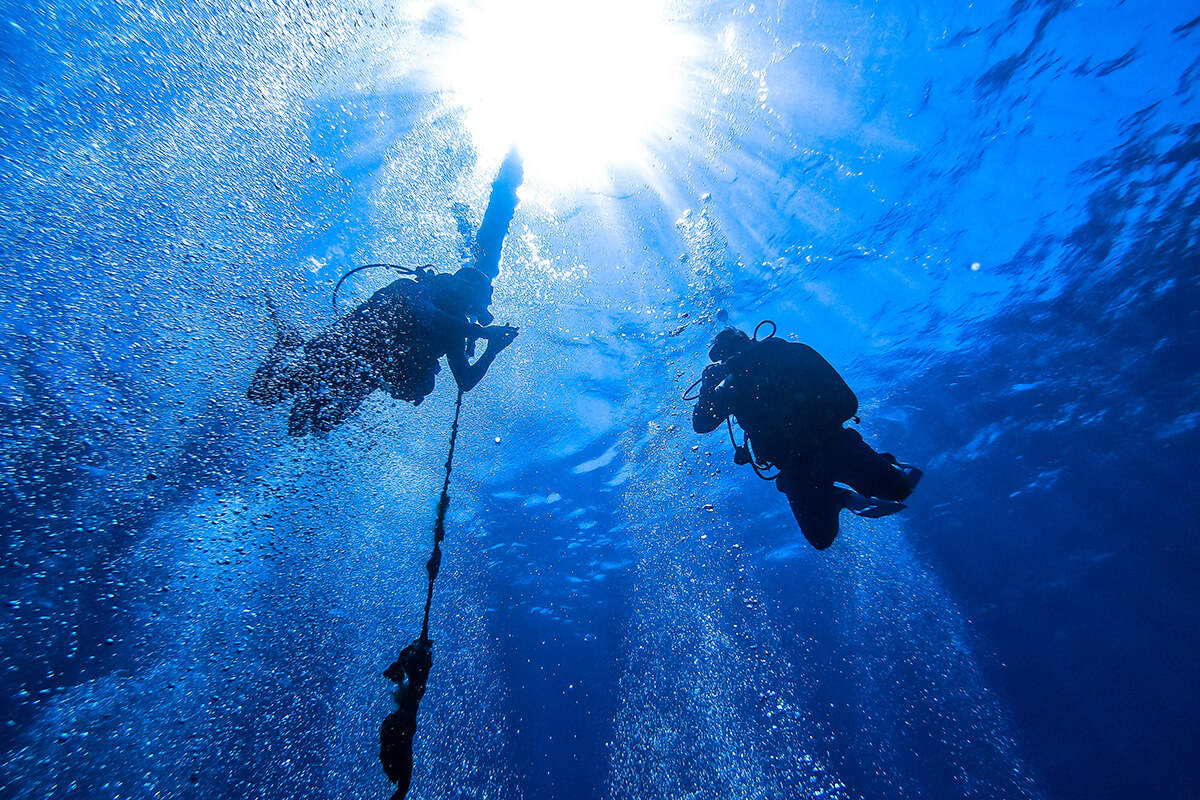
[438,0,703,189]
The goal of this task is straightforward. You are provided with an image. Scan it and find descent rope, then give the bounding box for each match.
[420,387,464,643]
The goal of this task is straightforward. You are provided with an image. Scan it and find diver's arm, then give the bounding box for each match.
[403,282,488,340]
[423,303,485,340]
[447,325,519,392]
[692,363,733,433]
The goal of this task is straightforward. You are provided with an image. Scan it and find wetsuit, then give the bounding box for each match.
[693,337,913,549]
[248,278,459,436]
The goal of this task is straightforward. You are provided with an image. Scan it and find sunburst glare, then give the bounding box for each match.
[439,0,702,188]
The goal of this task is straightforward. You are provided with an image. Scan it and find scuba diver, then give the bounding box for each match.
[248,265,518,436]
[248,151,524,436]
[380,638,433,800]
[691,326,922,549]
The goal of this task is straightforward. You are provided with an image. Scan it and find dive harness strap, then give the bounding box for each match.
[727,416,779,481]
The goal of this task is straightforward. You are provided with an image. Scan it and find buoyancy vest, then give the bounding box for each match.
[335,278,447,405]
[725,338,858,466]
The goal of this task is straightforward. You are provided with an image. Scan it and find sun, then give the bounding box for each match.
[438,0,701,188]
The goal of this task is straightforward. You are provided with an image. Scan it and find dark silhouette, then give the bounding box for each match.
[248,151,525,436]
[248,267,517,435]
[692,326,921,549]
[379,638,433,800]
[471,150,523,282]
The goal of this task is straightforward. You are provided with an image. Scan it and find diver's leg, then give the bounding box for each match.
[248,298,310,405]
[776,468,840,550]
[832,428,916,501]
[283,346,376,436]
[248,348,308,405]
[314,391,368,434]
[286,392,316,437]
[287,383,370,437]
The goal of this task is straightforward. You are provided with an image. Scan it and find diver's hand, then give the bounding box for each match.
[484,324,519,350]
[702,362,731,388]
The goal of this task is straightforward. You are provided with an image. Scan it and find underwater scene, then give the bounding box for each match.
[2,0,1198,798]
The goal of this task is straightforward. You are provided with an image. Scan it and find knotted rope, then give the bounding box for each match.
[420,387,464,643]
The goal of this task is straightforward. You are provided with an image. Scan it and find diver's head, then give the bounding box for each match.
[431,267,494,325]
[454,267,494,325]
[709,327,750,362]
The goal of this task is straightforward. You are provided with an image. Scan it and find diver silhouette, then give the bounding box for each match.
[692,326,921,549]
[379,637,433,800]
[248,151,524,436]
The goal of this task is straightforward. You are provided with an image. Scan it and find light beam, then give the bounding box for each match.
[439,0,700,188]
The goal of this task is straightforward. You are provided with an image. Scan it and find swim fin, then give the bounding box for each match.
[839,488,908,519]
[262,289,304,351]
[897,463,923,491]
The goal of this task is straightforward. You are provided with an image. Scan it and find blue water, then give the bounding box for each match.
[2,1,1198,798]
